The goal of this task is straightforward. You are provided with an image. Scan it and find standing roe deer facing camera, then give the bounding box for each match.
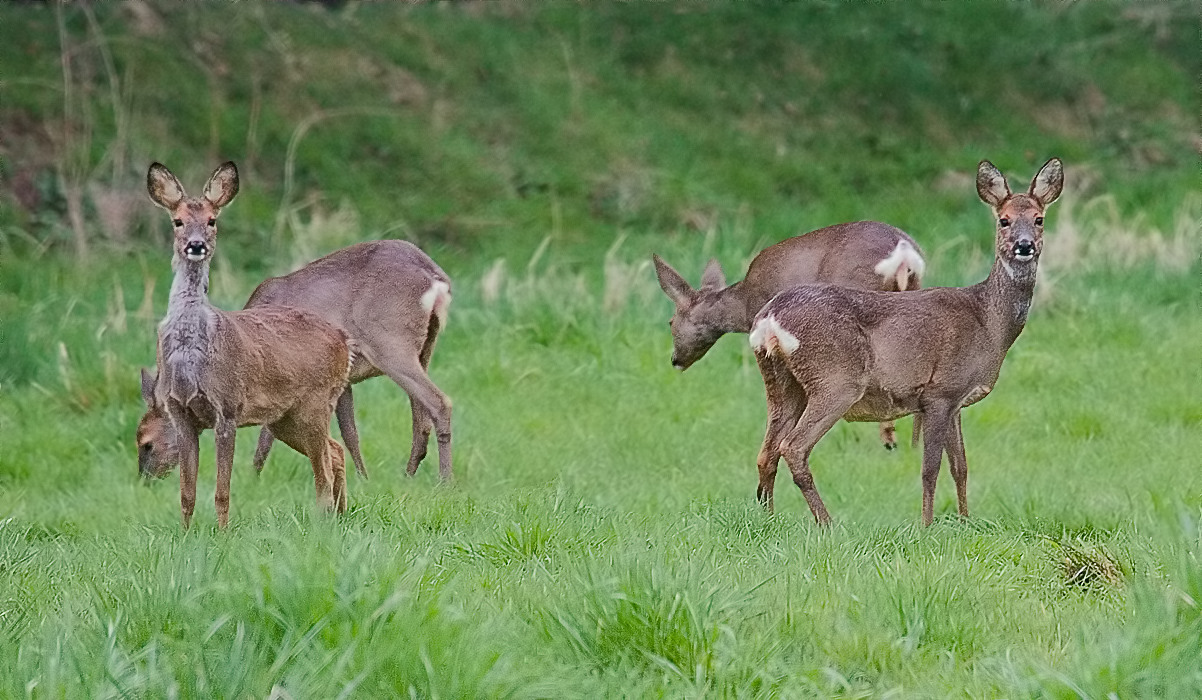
[137,240,454,483]
[654,221,925,449]
[749,159,1063,526]
[139,161,352,528]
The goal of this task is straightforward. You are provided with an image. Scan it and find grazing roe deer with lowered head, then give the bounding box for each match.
[136,240,453,482]
[654,221,925,449]
[749,159,1063,526]
[139,161,353,528]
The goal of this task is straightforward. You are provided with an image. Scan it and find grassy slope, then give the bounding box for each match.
[1,1,1200,697]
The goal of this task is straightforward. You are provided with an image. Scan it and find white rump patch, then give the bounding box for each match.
[873,239,926,290]
[421,280,451,324]
[749,315,799,355]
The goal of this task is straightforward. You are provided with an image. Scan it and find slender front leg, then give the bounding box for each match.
[252,427,274,475]
[214,417,236,529]
[334,388,368,480]
[169,405,200,529]
[920,402,953,526]
[946,411,969,519]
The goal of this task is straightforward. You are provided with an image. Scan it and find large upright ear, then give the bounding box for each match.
[147,163,185,210]
[1028,157,1063,207]
[140,368,157,407]
[203,161,239,209]
[653,254,695,306]
[699,258,726,291]
[976,160,1010,209]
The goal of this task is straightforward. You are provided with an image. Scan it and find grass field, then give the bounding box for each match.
[1,2,1200,697]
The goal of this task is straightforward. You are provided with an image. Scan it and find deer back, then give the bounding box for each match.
[245,240,450,380]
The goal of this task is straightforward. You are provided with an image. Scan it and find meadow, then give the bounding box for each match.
[1,2,1200,697]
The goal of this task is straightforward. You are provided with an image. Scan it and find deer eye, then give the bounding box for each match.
[207,218,216,227]
[172,219,183,227]
[998,218,1010,228]
[1034,216,1044,226]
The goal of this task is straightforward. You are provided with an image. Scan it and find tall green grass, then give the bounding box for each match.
[1,1,1200,697]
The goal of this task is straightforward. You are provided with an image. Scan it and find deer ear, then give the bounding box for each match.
[976,160,1010,209]
[700,258,726,291]
[147,163,185,210]
[1029,157,1063,207]
[140,368,157,407]
[203,161,240,209]
[653,254,695,306]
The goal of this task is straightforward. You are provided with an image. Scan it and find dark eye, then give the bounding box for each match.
[207,218,216,227]
[998,218,1010,227]
[172,219,183,227]
[1035,217,1044,225]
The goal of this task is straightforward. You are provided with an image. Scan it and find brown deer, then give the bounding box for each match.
[137,240,454,483]
[654,221,925,449]
[139,161,353,528]
[749,158,1063,526]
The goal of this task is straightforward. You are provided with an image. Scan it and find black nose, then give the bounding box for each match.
[1013,240,1036,258]
[185,241,208,257]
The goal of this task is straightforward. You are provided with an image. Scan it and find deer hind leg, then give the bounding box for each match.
[378,354,453,483]
[252,427,274,475]
[946,410,969,519]
[754,350,806,512]
[327,437,348,513]
[879,421,898,450]
[777,390,860,526]
[334,388,369,480]
[401,309,443,477]
[269,415,336,513]
[919,401,955,526]
[214,417,237,529]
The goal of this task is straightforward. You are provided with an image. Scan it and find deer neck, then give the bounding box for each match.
[980,256,1038,350]
[707,282,755,334]
[166,256,213,317]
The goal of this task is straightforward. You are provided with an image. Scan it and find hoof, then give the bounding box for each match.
[883,442,897,451]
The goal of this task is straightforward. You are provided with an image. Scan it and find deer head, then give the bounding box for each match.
[135,368,179,479]
[653,255,731,370]
[147,161,239,265]
[976,158,1063,282]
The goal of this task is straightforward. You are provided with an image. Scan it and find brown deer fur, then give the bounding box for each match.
[654,221,925,449]
[138,240,454,482]
[139,161,353,528]
[748,159,1063,526]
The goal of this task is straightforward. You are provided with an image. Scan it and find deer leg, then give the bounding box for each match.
[270,416,336,513]
[754,351,805,512]
[920,402,954,526]
[214,417,236,529]
[169,406,200,529]
[406,404,433,477]
[947,411,969,519]
[777,393,858,526]
[328,437,348,513]
[334,387,369,480]
[380,357,453,482]
[879,421,898,450]
[252,427,273,475]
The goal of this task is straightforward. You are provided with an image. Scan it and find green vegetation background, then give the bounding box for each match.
[0,1,1199,697]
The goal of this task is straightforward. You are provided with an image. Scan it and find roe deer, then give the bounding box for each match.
[139,161,353,528]
[653,221,925,449]
[137,241,454,482]
[749,159,1063,526]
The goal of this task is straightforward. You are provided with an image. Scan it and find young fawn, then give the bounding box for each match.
[138,161,353,528]
[654,221,925,449]
[137,240,454,483]
[749,159,1063,526]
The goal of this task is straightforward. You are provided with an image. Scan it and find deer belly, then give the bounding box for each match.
[843,388,918,422]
